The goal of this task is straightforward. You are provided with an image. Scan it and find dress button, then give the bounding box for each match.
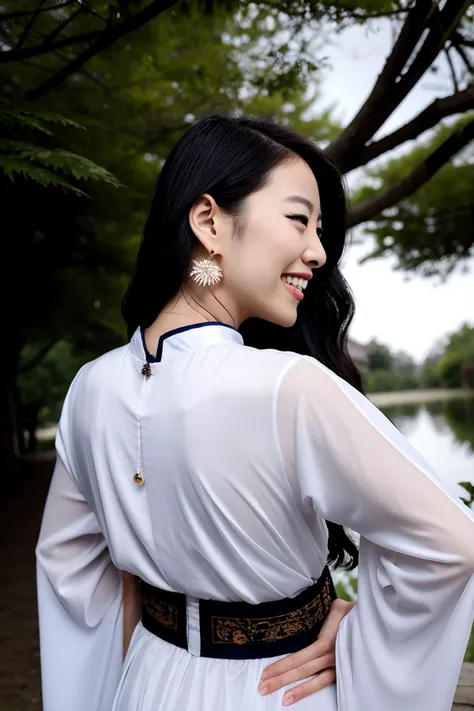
[141,363,152,379]
[133,472,145,486]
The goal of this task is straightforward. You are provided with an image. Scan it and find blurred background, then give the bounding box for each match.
[0,1,473,709]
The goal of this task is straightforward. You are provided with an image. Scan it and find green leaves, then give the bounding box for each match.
[436,324,474,387]
[459,481,474,508]
[0,139,122,188]
[0,100,84,135]
[0,100,122,194]
[0,154,89,195]
[354,118,474,277]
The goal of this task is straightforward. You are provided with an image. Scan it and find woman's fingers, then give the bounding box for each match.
[259,637,330,684]
[260,600,353,682]
[258,598,356,701]
[259,599,354,691]
[281,668,337,707]
[258,653,335,696]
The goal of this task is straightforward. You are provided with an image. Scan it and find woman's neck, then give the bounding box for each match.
[143,288,238,357]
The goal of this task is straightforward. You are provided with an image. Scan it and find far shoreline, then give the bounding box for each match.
[369,388,472,408]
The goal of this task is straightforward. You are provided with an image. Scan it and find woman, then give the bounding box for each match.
[36,115,474,711]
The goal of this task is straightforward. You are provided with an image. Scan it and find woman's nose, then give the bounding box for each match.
[303,242,327,269]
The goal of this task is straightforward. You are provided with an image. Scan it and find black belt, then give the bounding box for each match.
[139,565,336,660]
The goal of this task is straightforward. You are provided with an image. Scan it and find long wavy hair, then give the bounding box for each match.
[123,115,360,571]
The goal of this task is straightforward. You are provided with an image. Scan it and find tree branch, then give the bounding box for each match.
[326,0,435,165]
[349,9,412,20]
[444,45,459,92]
[451,36,474,75]
[349,84,474,170]
[15,0,46,50]
[0,1,75,23]
[346,118,474,228]
[41,5,85,47]
[388,1,471,101]
[0,28,104,63]
[26,0,181,100]
[79,2,108,23]
[334,2,415,22]
[458,37,474,49]
[327,0,470,171]
[51,48,110,90]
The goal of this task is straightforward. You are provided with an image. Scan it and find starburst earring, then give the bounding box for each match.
[189,250,223,287]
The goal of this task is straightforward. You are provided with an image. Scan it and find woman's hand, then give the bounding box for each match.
[258,598,356,706]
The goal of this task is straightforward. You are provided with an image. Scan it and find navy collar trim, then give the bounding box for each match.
[140,321,241,363]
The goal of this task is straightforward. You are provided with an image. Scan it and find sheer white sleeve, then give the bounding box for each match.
[35,452,123,711]
[276,357,474,711]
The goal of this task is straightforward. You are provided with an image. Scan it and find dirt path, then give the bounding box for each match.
[0,452,55,711]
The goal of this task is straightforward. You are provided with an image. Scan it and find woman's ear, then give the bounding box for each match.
[188,194,220,253]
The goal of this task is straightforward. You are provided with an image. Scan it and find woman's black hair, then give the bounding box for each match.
[123,115,360,571]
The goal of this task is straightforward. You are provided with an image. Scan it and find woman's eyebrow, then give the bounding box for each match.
[284,195,314,214]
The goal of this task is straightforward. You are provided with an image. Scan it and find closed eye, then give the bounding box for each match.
[286,213,308,227]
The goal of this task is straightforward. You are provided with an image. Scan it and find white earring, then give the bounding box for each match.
[190,251,223,287]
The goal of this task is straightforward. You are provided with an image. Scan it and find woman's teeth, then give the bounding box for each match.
[281,275,308,291]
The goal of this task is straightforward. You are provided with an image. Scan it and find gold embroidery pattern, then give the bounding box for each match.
[321,579,334,610]
[142,590,178,631]
[211,577,334,645]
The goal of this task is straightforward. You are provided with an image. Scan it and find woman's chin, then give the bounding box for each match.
[280,313,298,328]
[262,306,298,328]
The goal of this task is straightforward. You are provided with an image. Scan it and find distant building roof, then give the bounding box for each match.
[348,338,369,366]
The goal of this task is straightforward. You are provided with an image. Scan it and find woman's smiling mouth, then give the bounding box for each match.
[281,274,310,301]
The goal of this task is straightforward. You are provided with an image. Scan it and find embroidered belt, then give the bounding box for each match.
[139,565,336,660]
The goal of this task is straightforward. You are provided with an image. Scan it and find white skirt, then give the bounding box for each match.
[112,621,338,711]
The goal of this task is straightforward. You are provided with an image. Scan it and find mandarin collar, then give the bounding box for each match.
[129,321,243,364]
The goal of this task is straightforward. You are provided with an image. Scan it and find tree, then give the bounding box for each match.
[367,339,394,371]
[442,396,474,455]
[0,1,181,101]
[392,350,417,374]
[17,340,85,452]
[363,340,423,392]
[0,102,125,474]
[436,323,474,388]
[419,337,445,388]
[354,120,474,278]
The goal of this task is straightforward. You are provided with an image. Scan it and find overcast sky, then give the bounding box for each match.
[317,21,473,363]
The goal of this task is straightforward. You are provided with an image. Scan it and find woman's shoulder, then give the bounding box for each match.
[62,343,129,406]
[275,353,369,413]
[218,342,359,398]
[225,343,305,387]
[236,347,345,391]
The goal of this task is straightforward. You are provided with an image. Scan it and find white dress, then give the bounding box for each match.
[36,322,474,711]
